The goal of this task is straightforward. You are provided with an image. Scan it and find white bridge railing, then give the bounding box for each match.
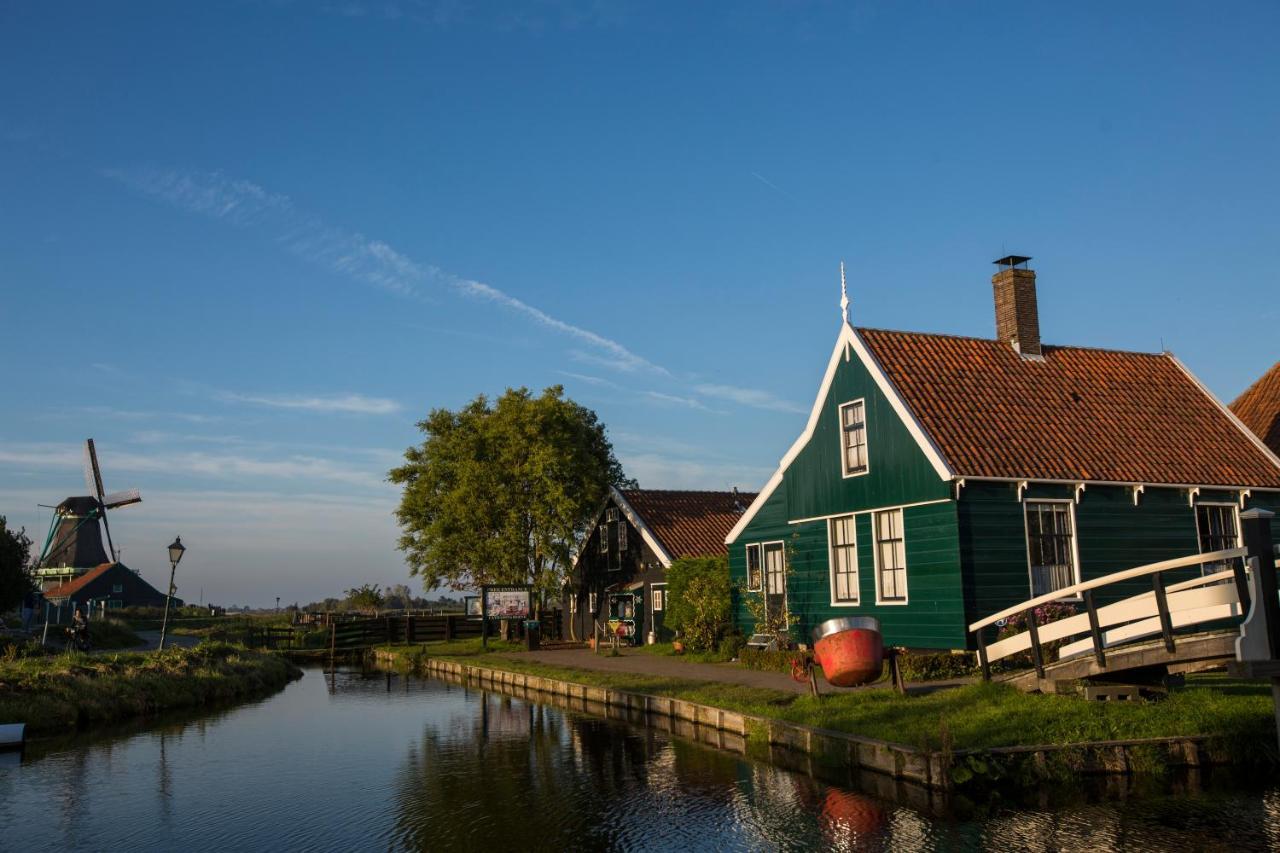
[967,547,1262,681]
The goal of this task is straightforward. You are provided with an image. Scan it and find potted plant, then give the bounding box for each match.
[672,631,685,655]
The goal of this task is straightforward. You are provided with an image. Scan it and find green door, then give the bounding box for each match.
[650,583,670,641]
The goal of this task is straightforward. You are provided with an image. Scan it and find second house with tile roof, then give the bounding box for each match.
[564,488,754,645]
[726,256,1280,651]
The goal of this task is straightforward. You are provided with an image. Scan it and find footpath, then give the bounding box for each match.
[515,647,971,695]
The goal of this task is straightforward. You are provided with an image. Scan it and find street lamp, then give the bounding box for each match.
[158,536,185,651]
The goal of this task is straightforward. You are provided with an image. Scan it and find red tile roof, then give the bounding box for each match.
[1231,362,1280,459]
[857,328,1280,488]
[620,489,756,559]
[44,563,114,600]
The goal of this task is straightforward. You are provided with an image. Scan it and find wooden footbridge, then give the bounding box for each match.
[969,509,1280,696]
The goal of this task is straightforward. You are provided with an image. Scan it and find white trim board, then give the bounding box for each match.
[788,497,953,526]
[725,323,954,545]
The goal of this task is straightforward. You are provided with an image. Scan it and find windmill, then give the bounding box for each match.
[33,439,142,589]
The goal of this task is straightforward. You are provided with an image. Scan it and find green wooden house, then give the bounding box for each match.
[726,257,1280,651]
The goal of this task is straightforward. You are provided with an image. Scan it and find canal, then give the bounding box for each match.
[2,666,1279,851]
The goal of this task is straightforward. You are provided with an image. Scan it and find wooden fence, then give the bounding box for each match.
[326,611,563,651]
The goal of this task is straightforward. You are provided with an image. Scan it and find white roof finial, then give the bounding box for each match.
[839,260,850,324]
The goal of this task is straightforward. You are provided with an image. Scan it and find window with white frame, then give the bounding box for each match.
[1025,501,1078,597]
[1196,503,1240,576]
[651,584,666,611]
[569,594,577,614]
[839,399,868,476]
[874,509,907,602]
[745,544,762,592]
[588,592,597,614]
[828,515,859,604]
[618,521,627,551]
[599,525,609,553]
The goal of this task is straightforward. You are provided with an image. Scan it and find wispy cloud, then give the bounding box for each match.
[642,390,714,411]
[694,383,806,414]
[109,166,662,372]
[750,170,797,203]
[76,406,219,424]
[215,390,402,415]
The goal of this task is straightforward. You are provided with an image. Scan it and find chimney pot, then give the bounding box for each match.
[992,256,1041,357]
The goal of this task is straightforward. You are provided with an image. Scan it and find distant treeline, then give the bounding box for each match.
[298,583,461,613]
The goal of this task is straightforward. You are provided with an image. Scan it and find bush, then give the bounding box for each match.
[739,647,798,673]
[897,650,977,682]
[718,634,745,660]
[664,556,732,652]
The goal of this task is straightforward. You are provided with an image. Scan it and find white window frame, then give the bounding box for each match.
[1195,502,1241,577]
[618,521,627,551]
[588,591,597,614]
[1022,499,1082,601]
[745,543,762,592]
[872,508,909,605]
[650,582,666,612]
[569,594,577,615]
[761,540,789,627]
[827,514,859,606]
[599,525,609,554]
[838,398,869,478]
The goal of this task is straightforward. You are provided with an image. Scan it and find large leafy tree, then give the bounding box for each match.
[0,516,34,612]
[389,386,627,597]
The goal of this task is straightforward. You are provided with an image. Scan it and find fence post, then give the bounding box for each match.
[1024,608,1045,679]
[406,615,415,644]
[1151,573,1176,654]
[1083,589,1106,668]
[1241,509,1280,659]
[444,614,454,642]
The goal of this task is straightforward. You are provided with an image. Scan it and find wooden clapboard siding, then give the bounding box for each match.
[728,335,962,649]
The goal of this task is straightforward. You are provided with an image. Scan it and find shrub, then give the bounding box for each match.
[718,634,745,660]
[664,556,732,652]
[739,647,797,673]
[897,650,978,682]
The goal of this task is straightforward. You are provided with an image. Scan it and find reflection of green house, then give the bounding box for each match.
[726,258,1280,651]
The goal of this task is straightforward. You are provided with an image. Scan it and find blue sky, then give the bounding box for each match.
[2,1,1277,606]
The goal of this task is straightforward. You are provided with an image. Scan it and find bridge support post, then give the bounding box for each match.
[1025,608,1045,679]
[1151,573,1176,654]
[1083,589,1106,668]
[976,627,991,682]
[1237,508,1279,751]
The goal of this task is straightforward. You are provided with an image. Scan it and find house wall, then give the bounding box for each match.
[728,338,964,649]
[960,481,1280,648]
[561,501,668,643]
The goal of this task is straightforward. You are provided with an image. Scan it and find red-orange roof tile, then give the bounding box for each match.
[44,563,114,600]
[1231,362,1280,458]
[857,328,1280,488]
[620,489,756,559]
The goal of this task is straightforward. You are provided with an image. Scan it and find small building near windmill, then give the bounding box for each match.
[563,488,755,644]
[1231,361,1280,458]
[42,562,172,611]
[725,256,1280,651]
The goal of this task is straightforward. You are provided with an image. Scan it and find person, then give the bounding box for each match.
[69,607,89,651]
[20,589,36,633]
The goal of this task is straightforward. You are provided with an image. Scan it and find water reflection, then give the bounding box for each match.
[2,667,1279,852]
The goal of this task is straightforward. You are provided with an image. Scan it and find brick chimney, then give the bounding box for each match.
[992,255,1040,357]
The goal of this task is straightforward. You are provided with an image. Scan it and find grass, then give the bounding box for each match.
[632,641,735,664]
[375,642,1277,756]
[0,642,303,735]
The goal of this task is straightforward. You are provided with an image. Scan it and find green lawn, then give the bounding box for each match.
[377,642,1276,755]
[0,642,302,735]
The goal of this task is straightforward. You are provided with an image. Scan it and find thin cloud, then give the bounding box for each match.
[642,390,714,411]
[750,170,798,203]
[694,383,807,414]
[108,166,663,373]
[216,390,402,415]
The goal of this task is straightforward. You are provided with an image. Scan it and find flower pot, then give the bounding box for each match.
[672,640,685,655]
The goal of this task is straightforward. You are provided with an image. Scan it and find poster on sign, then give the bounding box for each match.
[464,596,482,618]
[483,587,530,620]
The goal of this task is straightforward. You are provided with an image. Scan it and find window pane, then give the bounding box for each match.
[1026,502,1076,597]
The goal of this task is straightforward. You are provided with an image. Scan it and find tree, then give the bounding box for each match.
[345,583,385,613]
[0,516,33,612]
[389,386,627,598]
[664,556,732,652]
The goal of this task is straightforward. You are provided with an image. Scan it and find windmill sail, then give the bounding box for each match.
[80,438,143,563]
[103,488,142,509]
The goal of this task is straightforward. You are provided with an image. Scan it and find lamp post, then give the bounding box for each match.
[158,537,185,651]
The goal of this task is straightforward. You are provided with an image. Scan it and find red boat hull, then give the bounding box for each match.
[814,627,883,687]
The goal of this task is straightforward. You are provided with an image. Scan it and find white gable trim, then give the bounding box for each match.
[610,487,674,568]
[1166,353,1280,474]
[725,323,955,545]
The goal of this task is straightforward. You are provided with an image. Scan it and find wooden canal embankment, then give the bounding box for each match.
[371,649,1241,792]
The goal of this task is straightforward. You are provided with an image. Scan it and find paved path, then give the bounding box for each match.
[516,647,971,696]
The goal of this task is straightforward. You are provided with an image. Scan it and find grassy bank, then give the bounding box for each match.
[375,642,1277,758]
[0,642,303,735]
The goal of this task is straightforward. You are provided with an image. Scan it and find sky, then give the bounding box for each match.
[2,1,1277,607]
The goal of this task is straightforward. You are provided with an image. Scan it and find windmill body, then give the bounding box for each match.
[33,439,143,594]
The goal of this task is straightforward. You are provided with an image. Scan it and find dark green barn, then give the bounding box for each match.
[726,258,1280,651]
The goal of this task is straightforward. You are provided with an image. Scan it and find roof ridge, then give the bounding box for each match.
[1232,360,1280,408]
[856,326,1168,358]
[621,488,758,496]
